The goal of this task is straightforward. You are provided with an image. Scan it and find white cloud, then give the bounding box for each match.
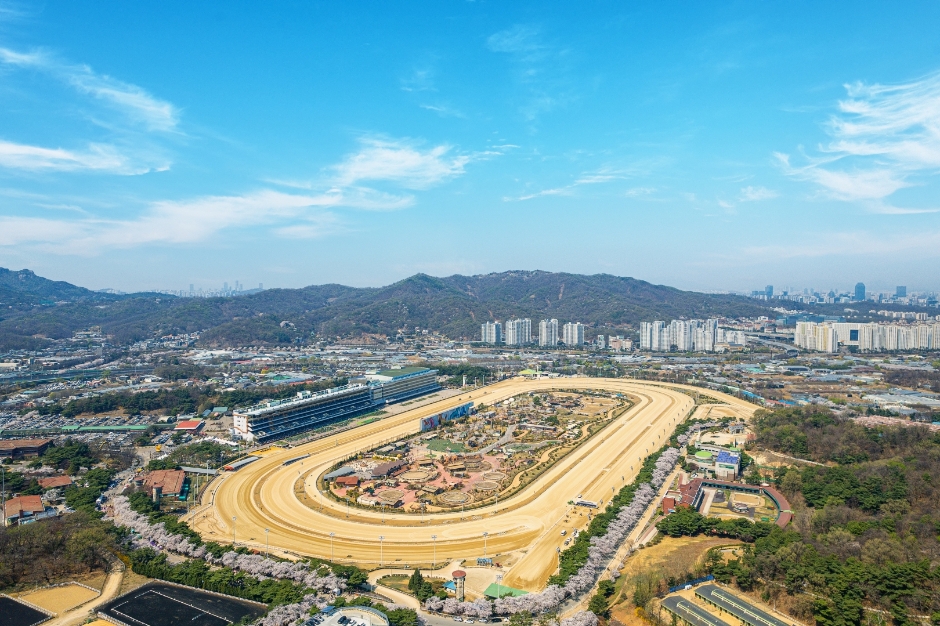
[487,25,576,123]
[419,103,466,119]
[506,167,627,201]
[333,137,470,190]
[625,187,655,197]
[738,185,777,201]
[0,46,178,131]
[0,139,161,174]
[0,216,82,246]
[0,190,342,252]
[778,70,940,208]
[487,25,544,57]
[400,68,436,93]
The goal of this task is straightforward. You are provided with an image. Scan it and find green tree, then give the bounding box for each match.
[587,593,609,617]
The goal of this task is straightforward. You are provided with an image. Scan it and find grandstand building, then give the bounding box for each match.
[233,368,439,443]
[366,367,440,403]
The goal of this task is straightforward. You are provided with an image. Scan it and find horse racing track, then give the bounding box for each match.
[98,582,267,626]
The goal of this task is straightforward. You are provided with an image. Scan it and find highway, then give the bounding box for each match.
[188,378,756,592]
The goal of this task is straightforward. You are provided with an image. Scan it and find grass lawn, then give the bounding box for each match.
[377,575,412,594]
[427,438,467,453]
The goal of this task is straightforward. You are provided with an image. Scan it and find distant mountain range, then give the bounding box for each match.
[0,268,121,306]
[0,268,773,350]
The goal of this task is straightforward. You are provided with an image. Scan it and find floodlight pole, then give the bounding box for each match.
[232,515,237,547]
[379,535,384,567]
[329,532,335,562]
[431,534,437,569]
[265,528,270,558]
[483,531,488,558]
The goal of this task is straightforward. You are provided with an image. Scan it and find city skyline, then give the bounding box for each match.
[1,3,939,291]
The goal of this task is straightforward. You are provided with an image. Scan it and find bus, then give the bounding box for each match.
[574,499,598,509]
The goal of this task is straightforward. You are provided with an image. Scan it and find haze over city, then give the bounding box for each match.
[1,2,939,292]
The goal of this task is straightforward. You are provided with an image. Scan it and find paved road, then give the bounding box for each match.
[189,378,756,593]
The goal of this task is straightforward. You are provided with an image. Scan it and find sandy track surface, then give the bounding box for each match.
[17,584,99,614]
[189,378,755,592]
[43,566,124,626]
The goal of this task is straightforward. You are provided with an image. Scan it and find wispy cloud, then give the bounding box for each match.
[332,137,471,190]
[400,67,436,93]
[777,70,940,209]
[0,47,178,131]
[419,103,466,119]
[505,167,629,201]
[0,190,341,251]
[0,139,165,174]
[487,24,575,123]
[738,185,778,201]
[625,187,656,197]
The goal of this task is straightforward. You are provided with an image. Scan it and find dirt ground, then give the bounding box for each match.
[610,536,741,626]
[17,583,100,614]
[117,569,150,595]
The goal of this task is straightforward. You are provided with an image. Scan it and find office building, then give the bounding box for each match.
[562,322,585,346]
[481,321,502,344]
[504,318,532,346]
[596,334,606,349]
[765,285,773,298]
[538,319,559,347]
[896,286,907,298]
[854,282,866,301]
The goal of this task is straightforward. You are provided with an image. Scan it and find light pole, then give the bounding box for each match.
[265,528,270,558]
[329,532,335,562]
[232,515,237,547]
[431,535,437,569]
[496,574,503,600]
[379,535,384,567]
[483,531,488,558]
[556,547,561,574]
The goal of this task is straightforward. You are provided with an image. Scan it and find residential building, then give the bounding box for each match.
[595,334,606,349]
[504,318,532,346]
[481,321,502,344]
[538,319,559,347]
[796,321,940,352]
[4,495,52,526]
[562,322,585,346]
[641,318,722,352]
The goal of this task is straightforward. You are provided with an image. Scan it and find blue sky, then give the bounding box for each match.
[1,2,940,294]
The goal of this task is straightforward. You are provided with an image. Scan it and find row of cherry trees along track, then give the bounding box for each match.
[109,434,686,626]
[423,445,683,624]
[110,496,415,626]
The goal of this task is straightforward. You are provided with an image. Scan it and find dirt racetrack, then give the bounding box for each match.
[188,378,756,592]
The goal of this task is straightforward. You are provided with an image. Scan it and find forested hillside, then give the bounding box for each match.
[684,407,940,625]
[0,269,772,349]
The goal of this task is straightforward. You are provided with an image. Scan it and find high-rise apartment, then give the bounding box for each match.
[562,322,585,346]
[538,319,559,347]
[481,321,502,344]
[504,318,532,346]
